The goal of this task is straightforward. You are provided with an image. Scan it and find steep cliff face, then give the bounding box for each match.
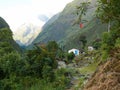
[0,17,21,52]
[84,48,120,90]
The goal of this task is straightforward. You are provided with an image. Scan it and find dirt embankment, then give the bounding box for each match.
[84,48,120,90]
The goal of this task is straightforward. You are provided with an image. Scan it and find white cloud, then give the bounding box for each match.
[0,0,73,32]
[32,0,73,15]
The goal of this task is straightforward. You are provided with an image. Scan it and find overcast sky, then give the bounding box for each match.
[0,0,73,31]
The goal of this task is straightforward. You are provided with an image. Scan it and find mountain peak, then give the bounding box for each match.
[13,23,42,46]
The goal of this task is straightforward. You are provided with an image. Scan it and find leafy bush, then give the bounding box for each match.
[67,52,75,62]
[92,39,102,49]
[101,24,120,59]
[115,38,120,48]
[42,65,55,82]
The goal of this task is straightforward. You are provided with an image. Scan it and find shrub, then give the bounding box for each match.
[67,52,75,62]
[101,24,120,59]
[115,38,120,48]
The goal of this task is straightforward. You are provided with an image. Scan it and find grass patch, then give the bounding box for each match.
[79,62,98,74]
[30,80,65,90]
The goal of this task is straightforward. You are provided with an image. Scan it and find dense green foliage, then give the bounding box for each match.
[96,0,120,23]
[0,18,70,90]
[92,38,101,49]
[101,24,120,59]
[97,0,120,59]
[0,17,22,53]
[0,34,69,90]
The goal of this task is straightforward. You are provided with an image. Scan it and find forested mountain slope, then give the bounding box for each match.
[31,0,107,50]
[0,17,22,52]
[0,17,9,28]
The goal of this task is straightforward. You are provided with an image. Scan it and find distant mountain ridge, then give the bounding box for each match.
[13,23,42,46]
[29,0,107,50]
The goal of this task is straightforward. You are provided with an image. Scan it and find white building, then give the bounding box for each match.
[68,48,79,56]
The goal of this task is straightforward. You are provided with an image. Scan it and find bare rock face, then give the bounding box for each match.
[58,61,66,69]
[84,48,120,90]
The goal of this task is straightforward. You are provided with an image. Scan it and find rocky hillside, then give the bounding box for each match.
[30,0,107,50]
[84,48,120,90]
